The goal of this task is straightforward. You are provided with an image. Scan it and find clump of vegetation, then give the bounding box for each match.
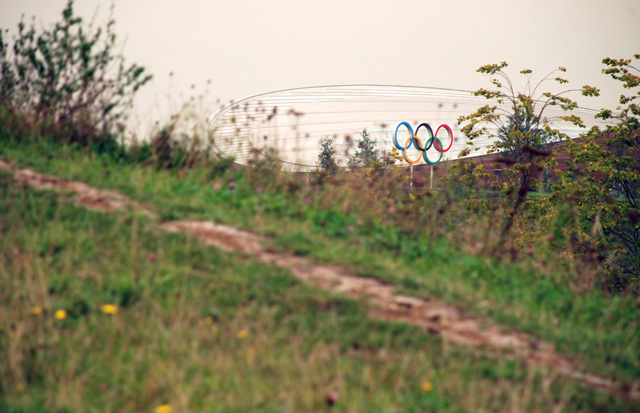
[554,54,640,292]
[0,0,151,149]
[454,64,596,259]
[453,58,639,294]
[316,136,338,178]
[348,128,379,168]
[149,78,223,170]
[457,62,599,195]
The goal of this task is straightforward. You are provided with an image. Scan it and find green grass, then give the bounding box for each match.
[0,137,639,410]
[1,138,639,386]
[2,172,632,412]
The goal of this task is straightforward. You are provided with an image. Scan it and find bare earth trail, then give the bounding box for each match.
[1,158,638,404]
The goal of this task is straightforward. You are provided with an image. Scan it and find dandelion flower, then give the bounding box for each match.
[16,383,24,393]
[31,306,42,315]
[55,310,67,320]
[205,316,214,324]
[155,405,172,413]
[102,304,118,315]
[421,381,433,392]
[237,329,248,339]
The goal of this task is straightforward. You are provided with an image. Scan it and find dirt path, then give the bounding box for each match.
[2,158,638,403]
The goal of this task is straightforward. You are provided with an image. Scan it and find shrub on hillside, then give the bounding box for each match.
[0,0,151,148]
[554,54,640,293]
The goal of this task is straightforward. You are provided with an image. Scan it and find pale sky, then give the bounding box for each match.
[2,0,639,138]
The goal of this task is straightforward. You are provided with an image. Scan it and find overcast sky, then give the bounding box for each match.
[2,0,639,137]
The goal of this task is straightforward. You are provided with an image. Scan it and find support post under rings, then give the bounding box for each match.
[392,122,452,192]
[430,165,433,189]
[410,164,413,189]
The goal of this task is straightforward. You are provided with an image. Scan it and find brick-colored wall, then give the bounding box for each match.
[410,134,638,187]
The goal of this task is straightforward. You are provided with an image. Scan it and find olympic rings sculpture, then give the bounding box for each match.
[393,122,453,165]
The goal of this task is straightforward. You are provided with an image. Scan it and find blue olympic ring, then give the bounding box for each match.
[393,122,453,165]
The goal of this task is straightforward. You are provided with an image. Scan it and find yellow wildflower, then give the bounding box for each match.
[16,383,24,393]
[204,316,214,324]
[31,306,42,315]
[102,304,118,315]
[237,329,248,339]
[55,310,67,320]
[421,381,433,392]
[155,404,172,413]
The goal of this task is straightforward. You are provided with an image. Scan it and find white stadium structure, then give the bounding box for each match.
[207,85,608,171]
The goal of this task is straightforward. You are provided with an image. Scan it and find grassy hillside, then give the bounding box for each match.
[1,2,638,410]
[0,137,638,412]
